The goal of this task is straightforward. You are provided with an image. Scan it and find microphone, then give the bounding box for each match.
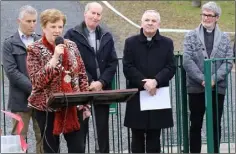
[55,36,64,45]
[54,36,64,62]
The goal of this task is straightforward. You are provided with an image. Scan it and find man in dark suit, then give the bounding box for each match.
[122,10,176,153]
[2,5,43,153]
[64,2,118,153]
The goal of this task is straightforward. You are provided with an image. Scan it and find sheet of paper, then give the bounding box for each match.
[140,87,171,111]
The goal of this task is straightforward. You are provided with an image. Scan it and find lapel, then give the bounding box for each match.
[77,35,94,52]
[197,24,222,59]
[95,26,109,55]
[210,24,222,58]
[74,24,95,51]
[11,32,26,50]
[10,32,41,52]
[97,33,109,55]
[197,25,208,59]
[73,23,110,56]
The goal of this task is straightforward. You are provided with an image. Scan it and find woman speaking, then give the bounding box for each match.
[26,9,90,153]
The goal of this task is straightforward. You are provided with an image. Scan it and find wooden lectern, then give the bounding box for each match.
[47,89,138,152]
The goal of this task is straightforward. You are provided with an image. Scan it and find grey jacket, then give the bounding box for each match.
[2,32,41,112]
[183,24,233,95]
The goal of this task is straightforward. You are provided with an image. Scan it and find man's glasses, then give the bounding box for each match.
[200,13,217,18]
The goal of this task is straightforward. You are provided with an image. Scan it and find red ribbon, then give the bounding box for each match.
[1,110,28,152]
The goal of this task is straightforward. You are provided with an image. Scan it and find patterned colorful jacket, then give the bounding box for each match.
[26,39,89,111]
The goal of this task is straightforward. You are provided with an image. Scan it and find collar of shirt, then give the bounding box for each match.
[87,27,95,33]
[18,29,35,39]
[18,29,35,47]
[88,30,96,40]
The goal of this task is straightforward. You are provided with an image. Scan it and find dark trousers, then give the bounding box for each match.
[75,109,89,153]
[188,92,224,153]
[131,128,162,153]
[82,104,110,153]
[35,110,85,153]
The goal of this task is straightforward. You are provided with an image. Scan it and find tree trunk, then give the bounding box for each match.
[192,0,201,7]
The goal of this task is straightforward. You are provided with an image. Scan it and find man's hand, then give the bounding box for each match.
[211,80,215,87]
[142,79,157,90]
[142,79,157,96]
[201,81,205,87]
[149,88,157,96]
[201,80,215,87]
[89,81,103,91]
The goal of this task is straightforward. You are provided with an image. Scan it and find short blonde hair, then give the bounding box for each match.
[40,9,66,28]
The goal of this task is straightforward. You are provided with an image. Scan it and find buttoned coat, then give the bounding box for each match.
[123,29,176,129]
[2,32,40,112]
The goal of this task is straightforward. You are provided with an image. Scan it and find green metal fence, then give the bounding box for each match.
[204,58,235,153]
[1,55,235,153]
[1,64,6,135]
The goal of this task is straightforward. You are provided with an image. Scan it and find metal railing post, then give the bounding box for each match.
[204,59,214,153]
[180,55,189,153]
[1,64,6,135]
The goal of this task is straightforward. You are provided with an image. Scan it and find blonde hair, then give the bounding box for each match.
[40,9,66,28]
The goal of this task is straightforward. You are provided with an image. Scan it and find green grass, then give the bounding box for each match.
[155,1,235,31]
[80,1,235,53]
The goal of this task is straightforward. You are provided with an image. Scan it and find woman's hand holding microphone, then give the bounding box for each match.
[49,36,66,68]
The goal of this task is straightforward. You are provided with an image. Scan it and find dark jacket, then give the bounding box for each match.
[2,32,41,112]
[64,22,118,90]
[123,29,176,129]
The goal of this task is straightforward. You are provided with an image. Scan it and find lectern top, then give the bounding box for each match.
[47,88,138,109]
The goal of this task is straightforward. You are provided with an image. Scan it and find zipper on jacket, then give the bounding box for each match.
[99,33,107,48]
[76,30,108,79]
[78,32,90,45]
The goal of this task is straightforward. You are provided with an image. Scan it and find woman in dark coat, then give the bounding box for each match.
[123,10,176,153]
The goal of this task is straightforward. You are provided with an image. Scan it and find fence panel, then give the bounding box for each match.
[204,58,235,153]
[1,55,235,153]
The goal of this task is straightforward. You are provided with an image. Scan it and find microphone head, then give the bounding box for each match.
[55,36,64,45]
